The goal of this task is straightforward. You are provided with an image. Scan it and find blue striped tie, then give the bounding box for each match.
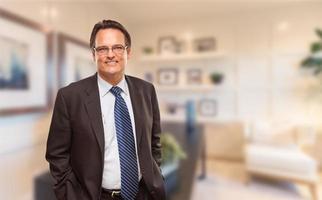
[110,86,139,200]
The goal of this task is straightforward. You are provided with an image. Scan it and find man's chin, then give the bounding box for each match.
[98,69,123,77]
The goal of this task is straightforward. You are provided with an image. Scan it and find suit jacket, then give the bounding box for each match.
[46,74,165,200]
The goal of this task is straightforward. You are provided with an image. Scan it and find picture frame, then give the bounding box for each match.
[57,33,96,87]
[198,99,217,116]
[157,68,178,85]
[193,37,216,52]
[0,8,52,115]
[187,69,202,84]
[158,36,178,55]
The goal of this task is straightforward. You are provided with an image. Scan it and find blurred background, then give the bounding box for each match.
[1,0,322,199]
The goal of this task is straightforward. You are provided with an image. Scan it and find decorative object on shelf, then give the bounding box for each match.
[57,33,96,87]
[186,100,196,135]
[0,8,51,115]
[176,39,187,53]
[142,46,154,55]
[157,68,178,85]
[187,68,202,84]
[210,72,224,84]
[143,72,154,83]
[301,28,322,75]
[161,132,186,165]
[166,102,178,114]
[164,102,185,117]
[158,36,179,55]
[198,99,217,116]
[193,37,216,52]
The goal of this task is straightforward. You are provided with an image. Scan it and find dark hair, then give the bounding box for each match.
[89,19,131,50]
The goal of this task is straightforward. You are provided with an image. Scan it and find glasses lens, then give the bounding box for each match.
[95,46,109,55]
[112,45,125,54]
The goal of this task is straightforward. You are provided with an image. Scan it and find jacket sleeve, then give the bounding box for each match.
[45,89,72,200]
[150,85,162,166]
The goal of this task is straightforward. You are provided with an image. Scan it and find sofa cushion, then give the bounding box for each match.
[251,121,297,147]
[246,144,317,180]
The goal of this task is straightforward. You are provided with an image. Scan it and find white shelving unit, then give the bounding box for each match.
[156,85,215,92]
[137,51,236,123]
[140,51,226,63]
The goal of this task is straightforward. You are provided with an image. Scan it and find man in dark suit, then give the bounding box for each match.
[46,20,165,200]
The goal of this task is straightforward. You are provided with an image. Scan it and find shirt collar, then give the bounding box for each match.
[97,74,128,97]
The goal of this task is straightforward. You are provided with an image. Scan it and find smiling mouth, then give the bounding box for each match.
[105,60,118,65]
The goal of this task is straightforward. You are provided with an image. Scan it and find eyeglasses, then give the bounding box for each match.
[93,45,128,56]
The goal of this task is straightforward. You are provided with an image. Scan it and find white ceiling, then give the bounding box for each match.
[86,0,321,25]
[1,0,321,26]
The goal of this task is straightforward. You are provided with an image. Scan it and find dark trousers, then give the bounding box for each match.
[101,180,152,200]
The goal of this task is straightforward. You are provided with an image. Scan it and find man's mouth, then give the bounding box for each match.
[105,60,118,65]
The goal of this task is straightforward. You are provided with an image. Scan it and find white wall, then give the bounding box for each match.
[130,2,322,124]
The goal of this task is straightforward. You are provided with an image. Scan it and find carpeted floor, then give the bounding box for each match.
[191,159,321,200]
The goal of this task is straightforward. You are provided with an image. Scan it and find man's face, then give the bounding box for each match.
[93,28,130,79]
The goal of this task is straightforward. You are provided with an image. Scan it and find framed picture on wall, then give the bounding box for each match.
[194,37,216,52]
[57,33,96,87]
[0,8,52,115]
[198,99,217,116]
[157,68,178,85]
[158,36,178,55]
[187,69,202,84]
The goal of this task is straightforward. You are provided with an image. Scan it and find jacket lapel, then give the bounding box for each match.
[84,74,105,158]
[126,76,143,148]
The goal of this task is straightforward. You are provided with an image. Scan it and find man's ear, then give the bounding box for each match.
[127,48,131,59]
[92,51,96,62]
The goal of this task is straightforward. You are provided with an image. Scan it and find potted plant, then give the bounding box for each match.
[160,132,186,194]
[210,72,224,84]
[301,29,322,75]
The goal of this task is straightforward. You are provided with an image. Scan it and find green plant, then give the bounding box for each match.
[161,133,186,165]
[301,29,322,75]
[210,72,224,84]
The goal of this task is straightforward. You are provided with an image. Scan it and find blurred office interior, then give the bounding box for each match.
[1,0,322,199]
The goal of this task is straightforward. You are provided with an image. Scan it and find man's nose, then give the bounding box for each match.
[106,49,115,58]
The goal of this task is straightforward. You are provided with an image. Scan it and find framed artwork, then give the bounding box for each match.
[158,36,178,55]
[198,99,217,116]
[57,33,96,87]
[157,68,178,85]
[0,8,52,115]
[187,69,202,84]
[194,37,216,52]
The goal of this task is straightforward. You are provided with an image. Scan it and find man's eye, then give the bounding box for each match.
[114,46,123,50]
[97,47,108,52]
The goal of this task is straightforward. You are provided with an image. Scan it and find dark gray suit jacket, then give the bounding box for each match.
[46,74,165,200]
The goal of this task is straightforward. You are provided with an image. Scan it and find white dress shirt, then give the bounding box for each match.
[97,74,141,189]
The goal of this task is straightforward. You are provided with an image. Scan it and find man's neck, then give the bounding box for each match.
[98,72,124,86]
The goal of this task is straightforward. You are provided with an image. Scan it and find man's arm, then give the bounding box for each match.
[45,89,72,200]
[150,85,162,166]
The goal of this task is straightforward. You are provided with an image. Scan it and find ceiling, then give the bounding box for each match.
[1,0,321,27]
[88,0,320,25]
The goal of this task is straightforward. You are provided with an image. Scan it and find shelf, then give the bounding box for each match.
[161,114,231,124]
[156,85,214,92]
[156,85,236,92]
[140,51,226,62]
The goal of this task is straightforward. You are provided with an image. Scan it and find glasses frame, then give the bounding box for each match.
[93,44,128,56]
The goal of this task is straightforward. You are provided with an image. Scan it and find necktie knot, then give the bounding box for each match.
[110,86,122,97]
